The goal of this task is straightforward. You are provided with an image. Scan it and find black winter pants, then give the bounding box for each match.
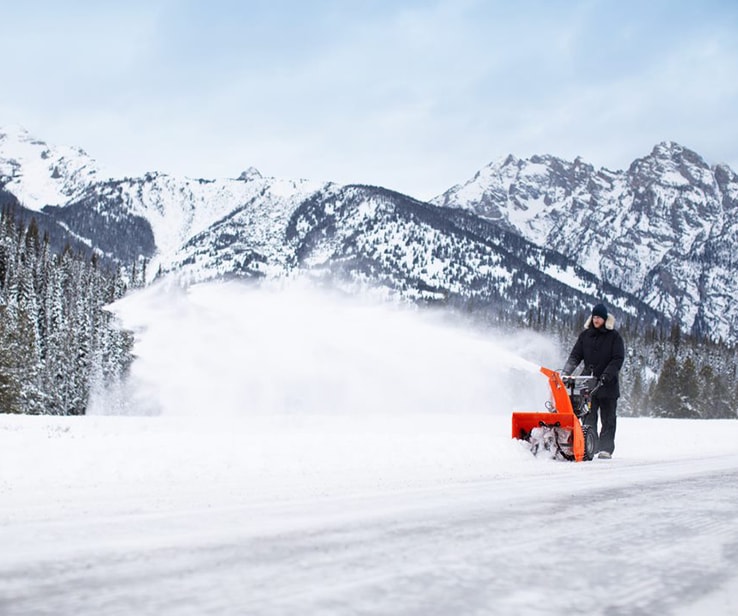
[585,396,617,454]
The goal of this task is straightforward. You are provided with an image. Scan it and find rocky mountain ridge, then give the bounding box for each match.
[2,126,733,340]
[433,142,738,341]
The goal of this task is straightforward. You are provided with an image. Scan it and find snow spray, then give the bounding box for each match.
[95,279,557,417]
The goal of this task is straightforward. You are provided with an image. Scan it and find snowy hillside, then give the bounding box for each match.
[279,184,660,325]
[65,171,330,275]
[2,280,737,615]
[166,179,341,280]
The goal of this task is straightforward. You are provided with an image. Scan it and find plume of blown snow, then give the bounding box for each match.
[93,278,559,418]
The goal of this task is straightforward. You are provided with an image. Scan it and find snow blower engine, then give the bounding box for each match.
[512,367,599,461]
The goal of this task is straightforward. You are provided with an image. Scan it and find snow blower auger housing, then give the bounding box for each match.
[512,367,598,462]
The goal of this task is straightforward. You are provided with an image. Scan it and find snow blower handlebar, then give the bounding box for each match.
[557,372,602,394]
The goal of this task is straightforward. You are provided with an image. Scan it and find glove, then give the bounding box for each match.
[599,373,611,386]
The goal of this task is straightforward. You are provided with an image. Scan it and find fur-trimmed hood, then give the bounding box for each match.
[584,313,616,330]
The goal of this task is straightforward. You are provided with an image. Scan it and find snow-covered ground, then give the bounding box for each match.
[2,280,738,615]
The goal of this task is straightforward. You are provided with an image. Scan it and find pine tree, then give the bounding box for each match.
[677,357,699,418]
[630,371,646,416]
[650,355,681,417]
[0,299,23,413]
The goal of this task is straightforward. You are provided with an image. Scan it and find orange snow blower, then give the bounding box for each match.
[512,367,598,462]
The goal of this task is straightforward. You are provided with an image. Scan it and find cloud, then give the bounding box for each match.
[2,0,738,198]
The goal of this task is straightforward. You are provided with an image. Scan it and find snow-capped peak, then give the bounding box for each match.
[628,141,714,189]
[649,140,699,162]
[0,125,106,210]
[237,167,263,181]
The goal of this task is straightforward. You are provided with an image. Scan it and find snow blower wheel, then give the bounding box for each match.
[581,424,596,461]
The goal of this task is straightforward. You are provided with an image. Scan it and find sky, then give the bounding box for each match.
[2,0,738,200]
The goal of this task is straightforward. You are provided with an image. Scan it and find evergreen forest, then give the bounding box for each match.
[0,206,135,415]
[1,204,736,419]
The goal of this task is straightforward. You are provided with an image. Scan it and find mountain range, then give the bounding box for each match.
[2,125,735,342]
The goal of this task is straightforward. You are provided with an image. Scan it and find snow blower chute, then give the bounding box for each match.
[512,367,598,461]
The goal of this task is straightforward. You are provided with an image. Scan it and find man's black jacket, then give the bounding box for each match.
[563,319,625,399]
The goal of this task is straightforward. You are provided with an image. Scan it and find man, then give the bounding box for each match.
[562,303,625,459]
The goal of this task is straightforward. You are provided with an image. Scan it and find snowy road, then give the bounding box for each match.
[3,448,738,616]
[5,272,738,616]
[3,283,738,614]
